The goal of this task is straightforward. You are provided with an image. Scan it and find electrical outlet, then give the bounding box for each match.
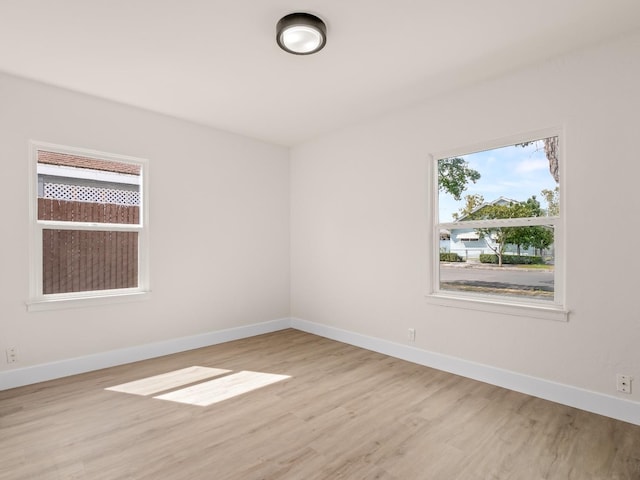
[408,328,416,342]
[616,374,632,394]
[6,347,18,364]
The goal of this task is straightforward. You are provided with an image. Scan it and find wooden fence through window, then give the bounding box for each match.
[38,198,139,294]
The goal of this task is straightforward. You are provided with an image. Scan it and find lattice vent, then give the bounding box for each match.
[43,182,140,206]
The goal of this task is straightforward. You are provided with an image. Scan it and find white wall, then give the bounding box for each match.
[0,73,290,373]
[291,31,640,403]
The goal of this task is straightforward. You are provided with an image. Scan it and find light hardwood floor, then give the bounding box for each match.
[1,329,639,480]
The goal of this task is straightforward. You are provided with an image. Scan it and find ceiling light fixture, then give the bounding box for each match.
[276,12,327,55]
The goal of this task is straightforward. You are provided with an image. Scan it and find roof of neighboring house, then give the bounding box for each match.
[454,196,518,222]
[38,150,141,176]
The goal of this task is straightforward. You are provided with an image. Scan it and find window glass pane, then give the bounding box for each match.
[438,137,559,223]
[439,225,555,301]
[42,229,138,294]
[37,150,141,225]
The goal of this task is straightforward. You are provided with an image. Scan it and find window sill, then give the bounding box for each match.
[27,290,151,312]
[426,292,569,322]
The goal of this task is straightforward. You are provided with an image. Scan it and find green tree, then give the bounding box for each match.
[466,201,519,266]
[541,186,559,216]
[438,157,481,201]
[506,196,545,254]
[526,226,554,255]
[507,225,554,256]
[467,197,552,266]
[452,194,484,220]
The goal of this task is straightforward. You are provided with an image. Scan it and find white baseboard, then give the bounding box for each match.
[0,318,290,391]
[2,316,638,426]
[290,317,640,426]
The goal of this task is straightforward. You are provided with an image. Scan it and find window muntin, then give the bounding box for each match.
[29,142,148,307]
[433,133,563,311]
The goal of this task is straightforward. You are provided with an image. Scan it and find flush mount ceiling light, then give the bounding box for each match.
[276,12,327,55]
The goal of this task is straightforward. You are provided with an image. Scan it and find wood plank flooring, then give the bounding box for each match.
[1,329,639,479]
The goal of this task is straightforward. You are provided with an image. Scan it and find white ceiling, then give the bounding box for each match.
[1,1,639,146]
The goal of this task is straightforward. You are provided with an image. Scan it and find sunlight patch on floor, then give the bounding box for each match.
[105,366,231,396]
[154,370,291,406]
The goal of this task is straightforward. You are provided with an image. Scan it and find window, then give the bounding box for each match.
[429,130,566,321]
[28,142,149,310]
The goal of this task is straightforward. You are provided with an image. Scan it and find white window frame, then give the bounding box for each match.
[427,128,568,322]
[27,141,150,311]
